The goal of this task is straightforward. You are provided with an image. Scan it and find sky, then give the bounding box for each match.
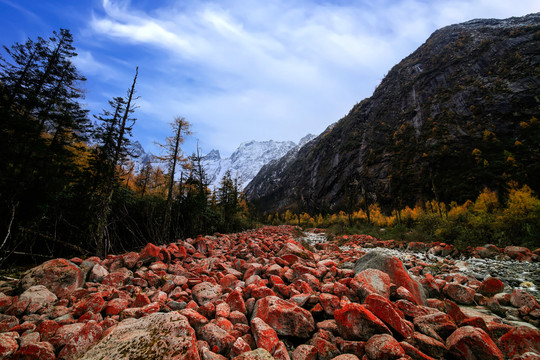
[1,0,539,158]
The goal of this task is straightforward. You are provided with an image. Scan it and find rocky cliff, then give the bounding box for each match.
[245,13,540,213]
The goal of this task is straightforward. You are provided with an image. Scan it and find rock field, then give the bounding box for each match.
[0,225,539,360]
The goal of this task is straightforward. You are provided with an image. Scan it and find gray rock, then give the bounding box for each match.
[78,312,199,360]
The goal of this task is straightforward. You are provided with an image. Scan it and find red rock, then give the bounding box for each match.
[510,289,540,309]
[274,341,291,360]
[138,243,161,264]
[102,268,132,287]
[0,314,20,332]
[198,302,216,319]
[233,348,275,360]
[58,320,103,360]
[19,258,83,299]
[446,326,503,360]
[132,292,151,308]
[319,293,341,316]
[19,285,57,314]
[478,278,505,297]
[351,269,391,300]
[292,344,318,360]
[335,303,391,341]
[251,317,280,353]
[179,308,209,331]
[335,338,366,358]
[201,347,228,360]
[394,300,436,319]
[215,317,234,333]
[354,252,425,305]
[50,323,85,349]
[499,326,540,359]
[104,298,130,316]
[137,302,160,317]
[73,293,105,317]
[252,296,315,338]
[193,282,223,306]
[14,341,56,360]
[310,337,341,360]
[444,299,469,324]
[442,283,475,305]
[0,333,19,358]
[477,245,500,259]
[413,312,457,342]
[89,263,109,282]
[399,341,436,360]
[365,334,405,360]
[0,293,13,312]
[364,293,414,339]
[231,336,252,358]
[36,320,59,342]
[331,354,361,360]
[5,296,30,316]
[200,323,236,355]
[504,246,533,261]
[406,332,447,359]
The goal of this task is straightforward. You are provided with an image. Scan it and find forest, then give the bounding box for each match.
[0,29,251,267]
[1,29,539,268]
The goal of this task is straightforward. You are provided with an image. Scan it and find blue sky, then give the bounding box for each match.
[1,0,538,158]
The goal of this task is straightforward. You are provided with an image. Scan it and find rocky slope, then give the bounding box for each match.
[245,13,540,212]
[0,226,539,359]
[203,135,315,191]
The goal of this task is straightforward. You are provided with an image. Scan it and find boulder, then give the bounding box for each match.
[79,312,199,360]
[0,333,19,358]
[446,326,503,360]
[499,326,540,359]
[292,344,318,360]
[477,278,505,297]
[365,334,405,360]
[58,321,103,360]
[233,348,274,360]
[252,296,315,338]
[14,341,56,360]
[18,285,57,313]
[251,317,279,354]
[334,303,391,341]
[442,283,475,305]
[354,251,425,305]
[364,293,414,339]
[351,269,391,300]
[18,258,83,299]
[413,312,457,342]
[192,282,223,306]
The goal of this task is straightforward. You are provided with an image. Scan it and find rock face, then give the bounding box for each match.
[79,312,199,360]
[245,13,540,212]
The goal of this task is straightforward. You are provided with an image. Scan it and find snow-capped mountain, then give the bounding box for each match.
[128,141,153,171]
[202,136,315,191]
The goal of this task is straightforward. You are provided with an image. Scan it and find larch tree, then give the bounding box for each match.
[91,67,138,257]
[156,116,192,242]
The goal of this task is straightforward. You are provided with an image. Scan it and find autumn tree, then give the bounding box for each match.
[155,116,192,242]
[90,68,138,257]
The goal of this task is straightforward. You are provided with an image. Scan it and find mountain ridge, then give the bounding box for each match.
[245,13,540,213]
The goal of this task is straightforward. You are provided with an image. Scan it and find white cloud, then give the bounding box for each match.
[86,0,539,156]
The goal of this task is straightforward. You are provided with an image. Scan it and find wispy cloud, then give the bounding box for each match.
[87,0,540,155]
